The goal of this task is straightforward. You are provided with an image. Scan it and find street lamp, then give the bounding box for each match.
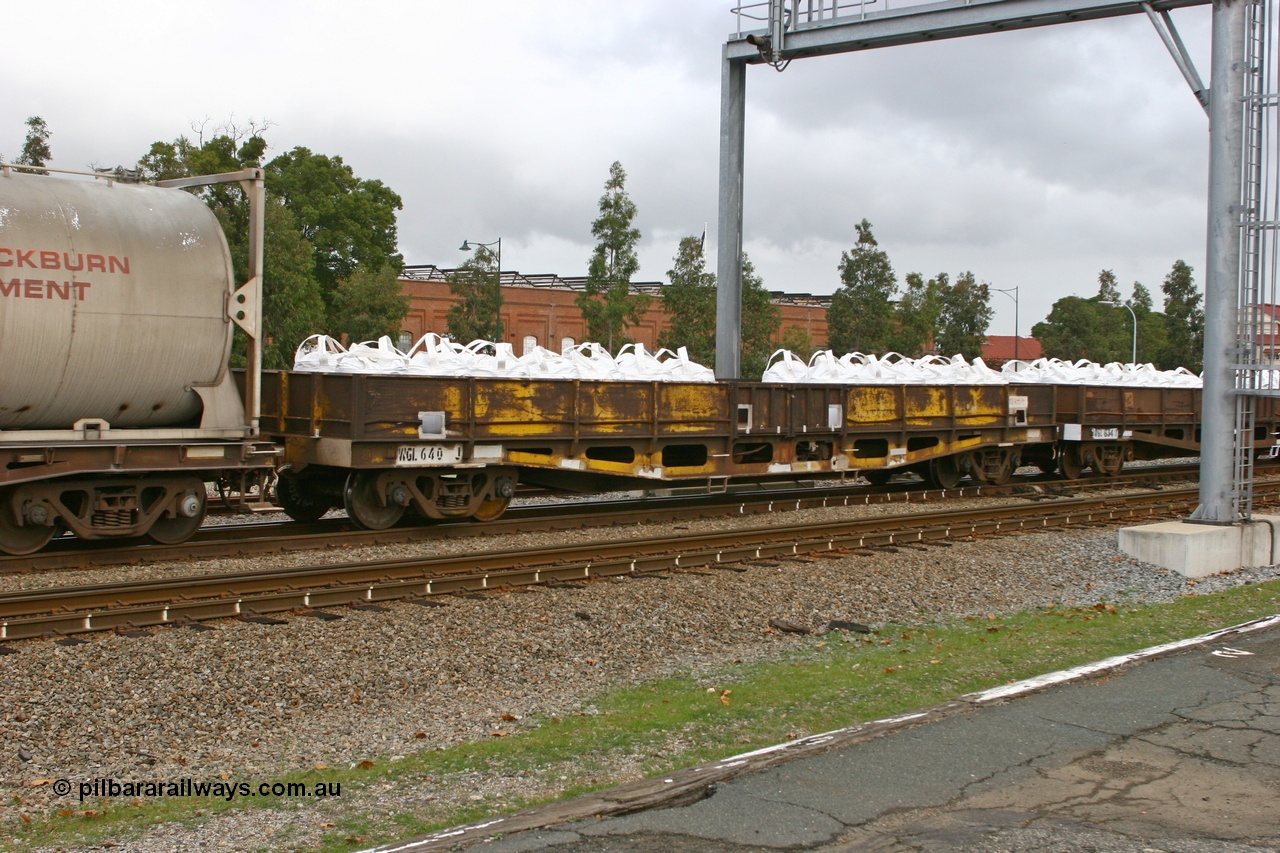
[993,286,1020,362]
[1100,300,1138,364]
[459,237,502,341]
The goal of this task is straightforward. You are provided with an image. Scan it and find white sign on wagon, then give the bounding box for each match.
[395,443,464,466]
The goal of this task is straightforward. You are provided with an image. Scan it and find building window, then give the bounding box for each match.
[561,336,575,353]
[522,335,538,356]
[397,331,413,351]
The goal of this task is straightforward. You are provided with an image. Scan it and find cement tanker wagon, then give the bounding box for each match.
[0,164,277,554]
[0,169,235,429]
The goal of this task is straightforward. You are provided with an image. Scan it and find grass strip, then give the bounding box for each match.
[8,578,1279,852]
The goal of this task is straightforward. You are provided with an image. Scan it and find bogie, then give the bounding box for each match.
[333,467,519,529]
[0,476,218,553]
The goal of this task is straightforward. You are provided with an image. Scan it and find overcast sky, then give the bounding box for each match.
[2,0,1214,338]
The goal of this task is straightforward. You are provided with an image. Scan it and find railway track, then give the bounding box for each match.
[3,479,1272,642]
[1,462,1212,574]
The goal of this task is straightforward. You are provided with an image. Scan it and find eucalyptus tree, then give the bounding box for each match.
[826,219,897,355]
[577,161,649,351]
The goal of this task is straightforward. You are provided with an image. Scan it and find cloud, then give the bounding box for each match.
[1,0,1214,333]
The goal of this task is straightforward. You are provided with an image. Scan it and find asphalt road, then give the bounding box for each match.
[370,615,1280,853]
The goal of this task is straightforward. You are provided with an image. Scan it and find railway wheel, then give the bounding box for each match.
[862,470,893,487]
[0,488,57,555]
[926,455,963,489]
[147,480,207,545]
[1058,446,1084,480]
[277,472,333,523]
[344,471,405,530]
[471,496,512,522]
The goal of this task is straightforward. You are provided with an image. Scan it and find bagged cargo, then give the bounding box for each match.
[762,349,1203,388]
[293,334,715,382]
[1001,358,1202,388]
[404,333,469,376]
[614,344,715,382]
[762,349,812,382]
[293,335,349,372]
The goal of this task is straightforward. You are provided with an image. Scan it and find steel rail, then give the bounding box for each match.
[2,481,1271,641]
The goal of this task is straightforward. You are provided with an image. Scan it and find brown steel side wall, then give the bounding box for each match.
[261,372,1057,444]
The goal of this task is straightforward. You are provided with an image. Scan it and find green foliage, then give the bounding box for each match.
[1032,296,1110,362]
[1032,299,1081,361]
[330,264,411,344]
[14,116,51,173]
[827,219,898,355]
[781,326,816,362]
[266,147,404,296]
[446,244,502,343]
[1031,268,1145,364]
[888,272,944,357]
[935,272,994,359]
[1160,260,1204,372]
[656,239,780,377]
[1032,269,1186,365]
[1033,263,1200,369]
[256,202,325,370]
[1135,314,1169,366]
[1131,281,1154,313]
[1096,269,1121,304]
[740,254,783,380]
[136,127,406,361]
[658,235,716,365]
[1127,283,1169,366]
[577,161,649,351]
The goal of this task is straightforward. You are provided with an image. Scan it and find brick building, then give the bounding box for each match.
[396,265,830,355]
[395,265,1042,364]
[977,335,1045,367]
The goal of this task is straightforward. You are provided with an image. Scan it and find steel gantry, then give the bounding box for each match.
[717,0,1271,527]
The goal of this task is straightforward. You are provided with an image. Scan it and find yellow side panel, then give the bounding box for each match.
[660,384,729,433]
[954,386,1003,421]
[662,384,727,419]
[904,386,951,419]
[473,381,573,436]
[847,387,900,425]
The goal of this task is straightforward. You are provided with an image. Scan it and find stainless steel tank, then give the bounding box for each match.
[0,172,234,429]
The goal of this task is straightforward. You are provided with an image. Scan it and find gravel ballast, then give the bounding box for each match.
[3,490,1279,852]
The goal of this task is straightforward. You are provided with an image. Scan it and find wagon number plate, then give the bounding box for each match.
[395,443,463,466]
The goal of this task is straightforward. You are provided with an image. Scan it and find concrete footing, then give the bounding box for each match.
[1119,516,1280,578]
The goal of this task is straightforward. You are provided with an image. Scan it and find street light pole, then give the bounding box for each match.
[459,238,502,341]
[994,286,1019,363]
[1100,300,1138,364]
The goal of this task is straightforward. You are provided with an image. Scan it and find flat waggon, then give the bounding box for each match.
[258,370,1257,529]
